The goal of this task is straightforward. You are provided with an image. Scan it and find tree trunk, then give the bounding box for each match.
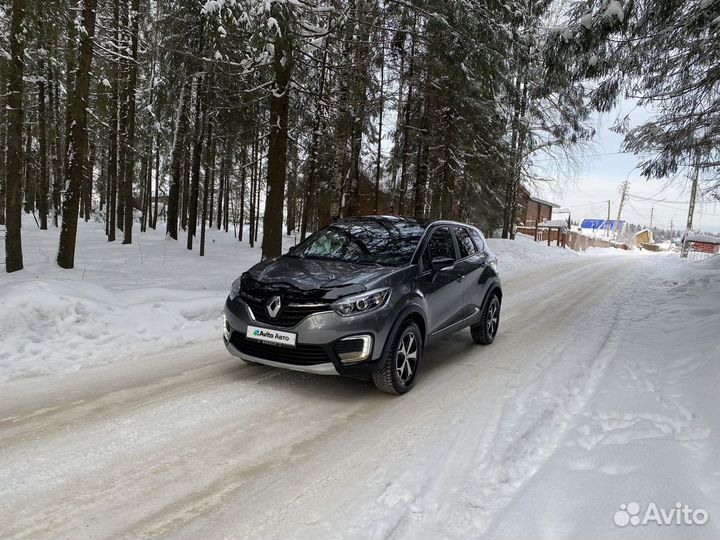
[397,27,415,215]
[249,132,256,247]
[4,0,25,272]
[50,68,62,227]
[0,52,6,227]
[146,140,153,229]
[262,8,293,259]
[121,0,140,244]
[106,1,119,240]
[389,48,405,211]
[63,0,78,200]
[374,27,385,215]
[413,70,432,219]
[216,143,226,230]
[99,148,107,212]
[139,140,149,232]
[115,0,127,234]
[186,75,206,251]
[153,138,159,229]
[238,144,246,241]
[200,117,215,257]
[504,68,529,240]
[57,0,97,269]
[223,145,230,233]
[37,65,49,230]
[166,77,191,239]
[208,138,217,229]
[23,118,34,216]
[223,160,229,233]
[83,139,95,221]
[300,23,330,240]
[348,121,362,217]
[0,50,10,225]
[180,134,191,231]
[285,139,297,235]
[255,152,262,244]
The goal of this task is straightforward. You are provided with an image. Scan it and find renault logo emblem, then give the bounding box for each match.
[266,295,282,318]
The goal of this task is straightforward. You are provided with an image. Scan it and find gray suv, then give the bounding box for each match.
[223,216,502,394]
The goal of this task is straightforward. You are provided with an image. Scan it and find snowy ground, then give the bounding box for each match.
[1,220,718,539]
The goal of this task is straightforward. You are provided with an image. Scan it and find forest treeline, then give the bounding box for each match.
[1,0,718,272]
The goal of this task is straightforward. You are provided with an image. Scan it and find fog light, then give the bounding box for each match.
[335,335,373,364]
[223,315,231,341]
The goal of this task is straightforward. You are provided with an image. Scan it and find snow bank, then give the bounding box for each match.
[487,233,577,276]
[0,218,295,382]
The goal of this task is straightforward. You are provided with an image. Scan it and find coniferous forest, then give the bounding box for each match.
[1,0,718,272]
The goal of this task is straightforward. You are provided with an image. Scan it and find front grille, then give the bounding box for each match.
[230,332,332,366]
[238,276,331,327]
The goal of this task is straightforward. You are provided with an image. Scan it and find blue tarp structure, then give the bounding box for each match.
[581,219,625,232]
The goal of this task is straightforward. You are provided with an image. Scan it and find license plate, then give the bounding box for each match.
[246,325,297,347]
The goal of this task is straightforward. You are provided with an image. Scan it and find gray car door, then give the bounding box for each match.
[417,226,465,333]
[452,226,490,318]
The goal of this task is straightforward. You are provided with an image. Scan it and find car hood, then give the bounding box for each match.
[247,256,393,293]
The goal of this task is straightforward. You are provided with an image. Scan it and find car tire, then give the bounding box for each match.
[373,321,423,395]
[471,294,500,345]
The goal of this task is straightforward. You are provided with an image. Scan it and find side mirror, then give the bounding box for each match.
[431,256,455,275]
[287,245,297,255]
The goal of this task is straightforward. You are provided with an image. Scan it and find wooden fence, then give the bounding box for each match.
[516,226,629,252]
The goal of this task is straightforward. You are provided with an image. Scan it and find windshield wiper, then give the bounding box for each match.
[301,255,344,262]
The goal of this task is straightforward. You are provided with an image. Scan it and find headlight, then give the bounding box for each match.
[332,288,391,317]
[229,276,242,300]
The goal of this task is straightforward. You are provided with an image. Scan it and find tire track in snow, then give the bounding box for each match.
[391,258,640,539]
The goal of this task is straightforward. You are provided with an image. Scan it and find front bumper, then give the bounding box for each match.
[223,296,394,377]
[225,341,339,375]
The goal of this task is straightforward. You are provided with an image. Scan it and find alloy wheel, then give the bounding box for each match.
[396,331,418,385]
[487,298,499,338]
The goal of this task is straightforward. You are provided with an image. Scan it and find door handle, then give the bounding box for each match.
[456,276,464,283]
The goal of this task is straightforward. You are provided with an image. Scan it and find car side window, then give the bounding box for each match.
[454,227,478,258]
[469,228,487,253]
[422,226,457,270]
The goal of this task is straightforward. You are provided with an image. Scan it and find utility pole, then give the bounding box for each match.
[686,150,700,232]
[615,181,629,240]
[606,200,611,238]
[649,204,654,229]
[682,150,701,258]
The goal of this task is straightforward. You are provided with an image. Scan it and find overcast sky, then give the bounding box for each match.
[534,103,720,234]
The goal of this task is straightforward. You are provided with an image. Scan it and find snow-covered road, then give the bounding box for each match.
[1,254,718,539]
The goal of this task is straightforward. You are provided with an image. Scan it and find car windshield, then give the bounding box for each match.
[289,220,425,266]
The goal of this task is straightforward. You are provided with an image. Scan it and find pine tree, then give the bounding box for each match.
[57,0,98,269]
[5,0,25,273]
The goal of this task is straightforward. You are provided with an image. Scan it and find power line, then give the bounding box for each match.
[563,199,616,208]
[531,150,651,164]
[628,194,689,205]
[627,197,720,217]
